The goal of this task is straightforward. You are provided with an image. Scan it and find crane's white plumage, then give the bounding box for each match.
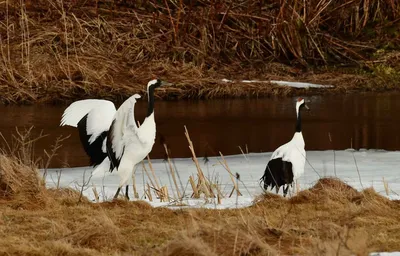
[269,132,306,180]
[105,93,159,192]
[92,157,111,177]
[105,79,168,199]
[109,94,141,161]
[261,98,309,196]
[91,94,142,178]
[61,79,169,200]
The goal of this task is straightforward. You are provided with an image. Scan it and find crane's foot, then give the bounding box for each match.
[113,186,130,200]
[125,185,130,200]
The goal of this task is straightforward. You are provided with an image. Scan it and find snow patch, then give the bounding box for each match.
[370,253,400,256]
[43,149,400,209]
[221,78,334,88]
[270,80,334,88]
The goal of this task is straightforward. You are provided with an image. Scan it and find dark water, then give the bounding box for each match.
[1,92,400,168]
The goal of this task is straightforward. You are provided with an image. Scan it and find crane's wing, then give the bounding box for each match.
[270,139,306,179]
[136,113,157,145]
[60,99,116,166]
[270,141,291,160]
[286,145,306,179]
[106,94,141,171]
[60,99,116,141]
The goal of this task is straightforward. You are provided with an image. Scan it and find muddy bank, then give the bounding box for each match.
[2,64,400,105]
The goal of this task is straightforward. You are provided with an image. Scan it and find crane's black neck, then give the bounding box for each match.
[147,85,155,117]
[295,106,302,133]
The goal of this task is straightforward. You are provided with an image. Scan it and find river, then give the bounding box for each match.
[1,92,399,168]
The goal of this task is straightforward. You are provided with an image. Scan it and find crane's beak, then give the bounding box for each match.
[304,99,311,111]
[160,81,173,86]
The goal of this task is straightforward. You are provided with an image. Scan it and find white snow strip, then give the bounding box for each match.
[221,78,334,88]
[221,78,233,83]
[43,149,400,208]
[270,80,334,88]
[370,253,400,256]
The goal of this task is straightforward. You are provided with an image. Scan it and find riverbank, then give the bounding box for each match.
[0,1,399,104]
[2,148,400,255]
[2,63,400,104]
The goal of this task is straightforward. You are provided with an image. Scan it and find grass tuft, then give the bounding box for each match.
[0,156,400,255]
[0,153,45,206]
[162,235,218,256]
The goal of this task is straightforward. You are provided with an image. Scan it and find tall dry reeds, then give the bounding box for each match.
[0,127,79,208]
[0,0,399,103]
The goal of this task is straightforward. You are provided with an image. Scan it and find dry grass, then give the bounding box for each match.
[0,0,399,103]
[1,151,400,255]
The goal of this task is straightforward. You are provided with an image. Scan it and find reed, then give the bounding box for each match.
[184,126,215,199]
[0,0,399,103]
[163,143,182,199]
[383,177,390,196]
[218,152,242,197]
[128,126,243,205]
[145,183,153,202]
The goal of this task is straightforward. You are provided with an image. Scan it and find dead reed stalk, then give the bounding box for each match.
[141,161,157,195]
[163,143,182,199]
[147,155,161,190]
[184,126,215,199]
[383,177,389,196]
[218,152,242,197]
[160,186,169,202]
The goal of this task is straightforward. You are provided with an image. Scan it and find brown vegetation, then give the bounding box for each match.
[1,150,400,255]
[0,0,399,104]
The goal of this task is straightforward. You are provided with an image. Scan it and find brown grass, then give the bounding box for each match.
[1,151,400,255]
[0,0,399,104]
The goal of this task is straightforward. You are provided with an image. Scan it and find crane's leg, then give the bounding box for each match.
[283,185,289,197]
[113,187,121,199]
[125,185,129,200]
[116,156,135,201]
[292,181,296,195]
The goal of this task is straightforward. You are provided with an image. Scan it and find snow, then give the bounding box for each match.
[371,253,400,256]
[221,79,334,88]
[270,80,334,88]
[42,149,400,255]
[43,149,400,208]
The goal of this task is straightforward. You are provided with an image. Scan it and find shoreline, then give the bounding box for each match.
[2,69,399,105]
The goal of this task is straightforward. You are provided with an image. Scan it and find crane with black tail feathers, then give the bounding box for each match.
[60,79,170,200]
[260,97,309,197]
